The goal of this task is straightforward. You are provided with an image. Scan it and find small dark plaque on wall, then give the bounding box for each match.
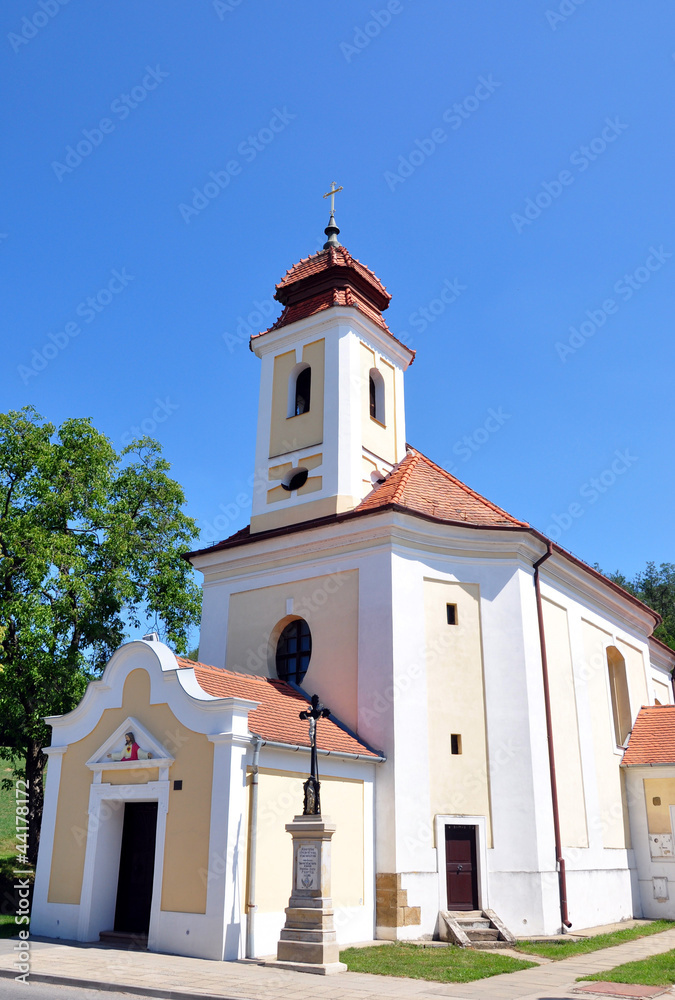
[173,780,183,791]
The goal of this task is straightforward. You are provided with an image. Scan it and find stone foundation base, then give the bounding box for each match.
[263,959,348,976]
[376,873,421,927]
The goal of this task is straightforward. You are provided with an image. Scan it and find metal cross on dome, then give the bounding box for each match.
[322,181,343,214]
[299,694,331,815]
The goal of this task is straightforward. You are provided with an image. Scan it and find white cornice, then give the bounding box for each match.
[250,306,414,369]
[191,509,659,640]
[649,638,675,672]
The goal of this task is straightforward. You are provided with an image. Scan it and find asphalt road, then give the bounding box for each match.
[0,980,161,1000]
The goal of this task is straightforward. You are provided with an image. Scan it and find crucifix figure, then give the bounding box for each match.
[299,694,331,815]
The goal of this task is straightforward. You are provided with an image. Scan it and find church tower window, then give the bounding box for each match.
[289,364,311,417]
[369,368,385,423]
[276,619,312,684]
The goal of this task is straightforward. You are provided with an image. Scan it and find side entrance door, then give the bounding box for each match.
[114,801,158,934]
[445,824,478,911]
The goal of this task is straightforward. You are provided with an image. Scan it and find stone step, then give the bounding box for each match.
[471,939,513,950]
[465,928,500,941]
[456,918,491,929]
[99,930,148,949]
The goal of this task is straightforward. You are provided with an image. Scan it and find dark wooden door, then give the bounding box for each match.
[114,802,158,934]
[445,824,478,911]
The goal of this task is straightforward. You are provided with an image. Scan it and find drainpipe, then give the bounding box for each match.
[533,541,573,930]
[245,735,263,959]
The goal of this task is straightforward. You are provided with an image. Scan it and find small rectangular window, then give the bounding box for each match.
[446,604,457,625]
[451,734,462,755]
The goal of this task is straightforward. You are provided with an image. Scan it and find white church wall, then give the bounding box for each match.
[192,505,670,942]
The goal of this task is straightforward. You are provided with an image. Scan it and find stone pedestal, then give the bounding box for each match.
[266,814,347,975]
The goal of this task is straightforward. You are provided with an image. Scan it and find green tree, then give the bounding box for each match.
[604,562,675,652]
[0,407,201,864]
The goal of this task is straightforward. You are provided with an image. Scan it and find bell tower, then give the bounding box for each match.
[249,197,415,535]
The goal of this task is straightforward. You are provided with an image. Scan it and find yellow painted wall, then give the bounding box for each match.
[617,639,648,710]
[645,778,675,833]
[269,341,325,458]
[250,769,364,913]
[250,494,358,533]
[360,344,396,464]
[101,767,159,784]
[654,679,671,705]
[47,668,214,914]
[581,621,630,848]
[423,580,492,845]
[226,570,359,729]
[542,599,588,847]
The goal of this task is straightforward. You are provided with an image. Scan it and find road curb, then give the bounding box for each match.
[0,966,244,1000]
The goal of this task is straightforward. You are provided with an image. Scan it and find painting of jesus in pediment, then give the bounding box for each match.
[106,730,153,762]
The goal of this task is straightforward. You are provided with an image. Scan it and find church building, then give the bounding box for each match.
[31,203,675,961]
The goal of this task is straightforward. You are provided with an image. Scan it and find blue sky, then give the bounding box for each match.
[2,1,674,608]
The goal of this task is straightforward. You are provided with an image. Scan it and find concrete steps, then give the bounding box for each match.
[439,909,515,950]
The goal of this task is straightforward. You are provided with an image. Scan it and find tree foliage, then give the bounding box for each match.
[603,561,675,652]
[0,407,202,863]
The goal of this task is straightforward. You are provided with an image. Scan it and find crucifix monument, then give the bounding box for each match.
[268,693,347,975]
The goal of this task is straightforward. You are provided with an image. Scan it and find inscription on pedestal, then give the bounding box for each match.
[296,843,320,890]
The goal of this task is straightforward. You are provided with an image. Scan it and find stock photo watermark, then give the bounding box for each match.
[52,67,170,181]
[14,778,31,982]
[545,0,589,31]
[555,245,671,361]
[17,268,134,385]
[511,116,628,233]
[444,407,511,475]
[8,0,70,54]
[119,398,179,448]
[213,0,248,18]
[340,2,403,62]
[545,449,638,541]
[222,294,277,352]
[178,108,296,224]
[384,75,502,191]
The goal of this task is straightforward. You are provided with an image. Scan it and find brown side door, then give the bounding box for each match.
[445,824,478,911]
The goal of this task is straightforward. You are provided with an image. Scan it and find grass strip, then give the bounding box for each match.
[516,921,675,961]
[579,948,675,987]
[340,942,536,983]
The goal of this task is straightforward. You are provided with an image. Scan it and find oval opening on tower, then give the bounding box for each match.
[281,467,309,492]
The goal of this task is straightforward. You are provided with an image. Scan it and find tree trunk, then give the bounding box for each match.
[26,740,46,868]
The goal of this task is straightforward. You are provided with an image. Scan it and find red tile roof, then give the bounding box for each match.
[175,658,381,759]
[355,448,529,527]
[250,245,415,361]
[276,246,391,306]
[622,705,675,766]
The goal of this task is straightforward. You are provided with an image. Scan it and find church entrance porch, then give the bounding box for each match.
[114,801,158,935]
[444,824,478,911]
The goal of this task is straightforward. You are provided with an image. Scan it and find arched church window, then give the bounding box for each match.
[294,366,311,416]
[369,368,385,423]
[607,645,631,746]
[276,618,312,684]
